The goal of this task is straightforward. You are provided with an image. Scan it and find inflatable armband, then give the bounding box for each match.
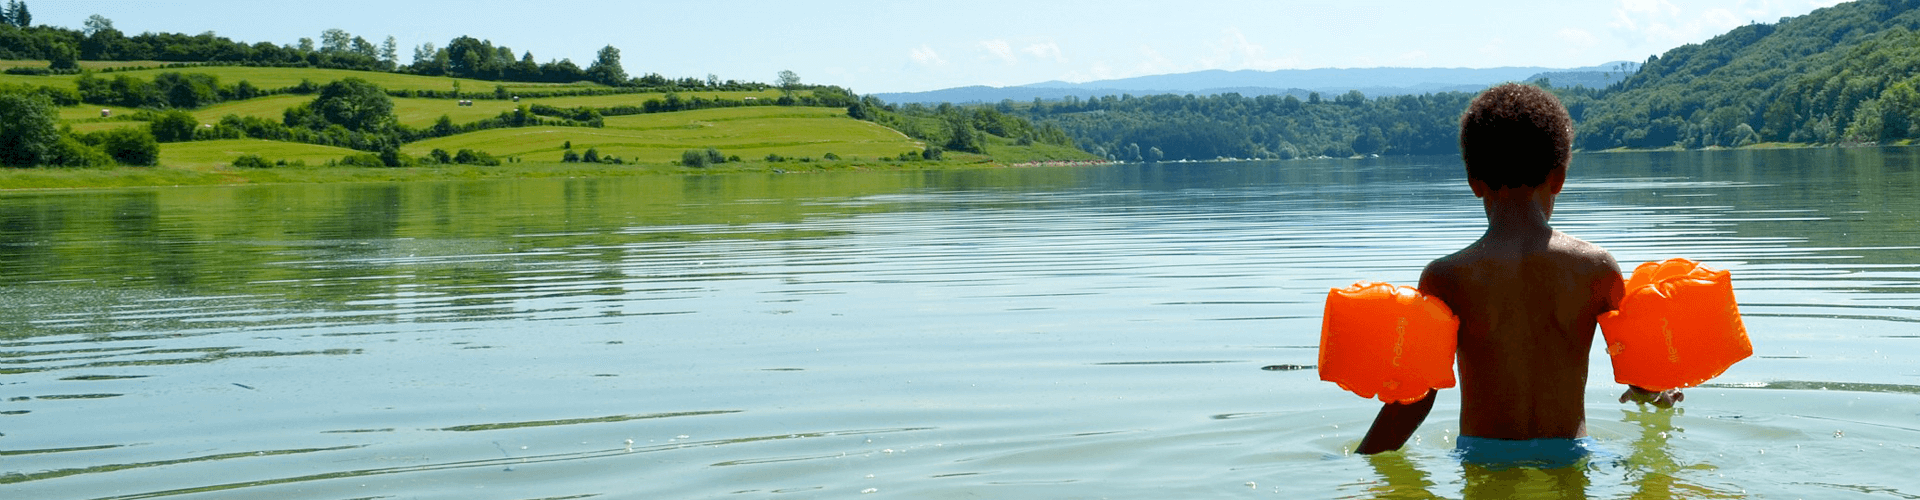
[1319,282,1459,404]
[1598,258,1752,392]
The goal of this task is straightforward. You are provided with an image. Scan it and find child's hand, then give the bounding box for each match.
[1619,386,1684,408]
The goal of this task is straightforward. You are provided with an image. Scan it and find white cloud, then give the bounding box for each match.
[909,45,946,67]
[979,39,1017,64]
[1199,27,1298,71]
[1022,42,1065,63]
[1479,37,1508,59]
[1609,0,1794,50]
[1134,44,1180,76]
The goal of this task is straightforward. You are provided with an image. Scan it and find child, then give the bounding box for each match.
[1354,83,1680,465]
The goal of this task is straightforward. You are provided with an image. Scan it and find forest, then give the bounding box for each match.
[997,0,1920,161]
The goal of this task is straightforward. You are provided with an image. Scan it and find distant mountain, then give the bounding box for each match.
[874,63,1637,104]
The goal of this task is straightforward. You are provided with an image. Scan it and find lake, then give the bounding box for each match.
[4,149,1918,499]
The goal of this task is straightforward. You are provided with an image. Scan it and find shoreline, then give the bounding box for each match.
[0,158,1085,192]
[4,142,1892,192]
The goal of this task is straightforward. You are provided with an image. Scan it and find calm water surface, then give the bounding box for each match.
[4,149,1919,499]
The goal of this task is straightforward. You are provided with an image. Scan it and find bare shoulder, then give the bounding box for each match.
[1418,247,1474,296]
[1550,231,1622,276]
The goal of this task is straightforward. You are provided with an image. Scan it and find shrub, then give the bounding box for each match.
[232,154,273,168]
[333,153,385,167]
[453,149,499,166]
[681,149,711,168]
[150,110,199,143]
[95,127,161,166]
[45,135,115,167]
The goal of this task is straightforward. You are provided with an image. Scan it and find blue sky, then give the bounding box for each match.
[30,0,1843,93]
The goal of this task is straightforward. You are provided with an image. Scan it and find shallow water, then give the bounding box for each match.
[4,149,1919,499]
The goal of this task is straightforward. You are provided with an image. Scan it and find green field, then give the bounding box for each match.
[519,90,788,108]
[55,91,800,131]
[4,65,1094,189]
[159,139,364,170]
[187,94,309,123]
[402,106,924,164]
[0,66,602,94]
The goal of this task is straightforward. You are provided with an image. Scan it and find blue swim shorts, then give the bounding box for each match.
[1453,435,1614,470]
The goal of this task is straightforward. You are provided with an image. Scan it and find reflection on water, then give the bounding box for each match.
[3,149,1920,498]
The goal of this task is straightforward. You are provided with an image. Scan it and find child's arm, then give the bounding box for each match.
[1356,389,1436,454]
[1598,256,1686,409]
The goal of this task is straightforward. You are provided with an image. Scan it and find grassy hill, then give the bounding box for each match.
[403,106,924,164]
[1,63,1092,189]
[159,139,365,170]
[1572,0,1920,149]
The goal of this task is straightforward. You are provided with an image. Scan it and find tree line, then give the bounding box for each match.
[848,96,1075,157]
[0,2,725,90]
[1003,0,1920,161]
[998,90,1473,162]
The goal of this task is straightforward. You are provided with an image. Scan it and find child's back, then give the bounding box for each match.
[1420,215,1620,439]
[1355,84,1667,458]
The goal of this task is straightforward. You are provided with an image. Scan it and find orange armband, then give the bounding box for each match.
[1597,258,1753,392]
[1318,282,1459,404]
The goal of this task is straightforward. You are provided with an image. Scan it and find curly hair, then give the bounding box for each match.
[1459,83,1573,189]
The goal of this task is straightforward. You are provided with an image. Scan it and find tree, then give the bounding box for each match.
[96,127,159,166]
[0,93,60,167]
[445,36,493,78]
[350,36,377,58]
[778,70,801,92]
[680,149,708,167]
[153,72,218,108]
[412,42,435,67]
[311,78,394,132]
[380,36,399,70]
[82,14,112,36]
[586,45,627,86]
[5,0,29,28]
[297,37,315,53]
[320,29,352,53]
[46,42,77,71]
[82,22,126,60]
[149,109,199,142]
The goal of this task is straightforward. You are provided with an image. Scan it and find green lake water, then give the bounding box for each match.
[3,149,1918,498]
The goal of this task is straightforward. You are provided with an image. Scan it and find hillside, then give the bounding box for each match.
[1007,0,1920,160]
[0,7,1094,184]
[1579,0,1920,149]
